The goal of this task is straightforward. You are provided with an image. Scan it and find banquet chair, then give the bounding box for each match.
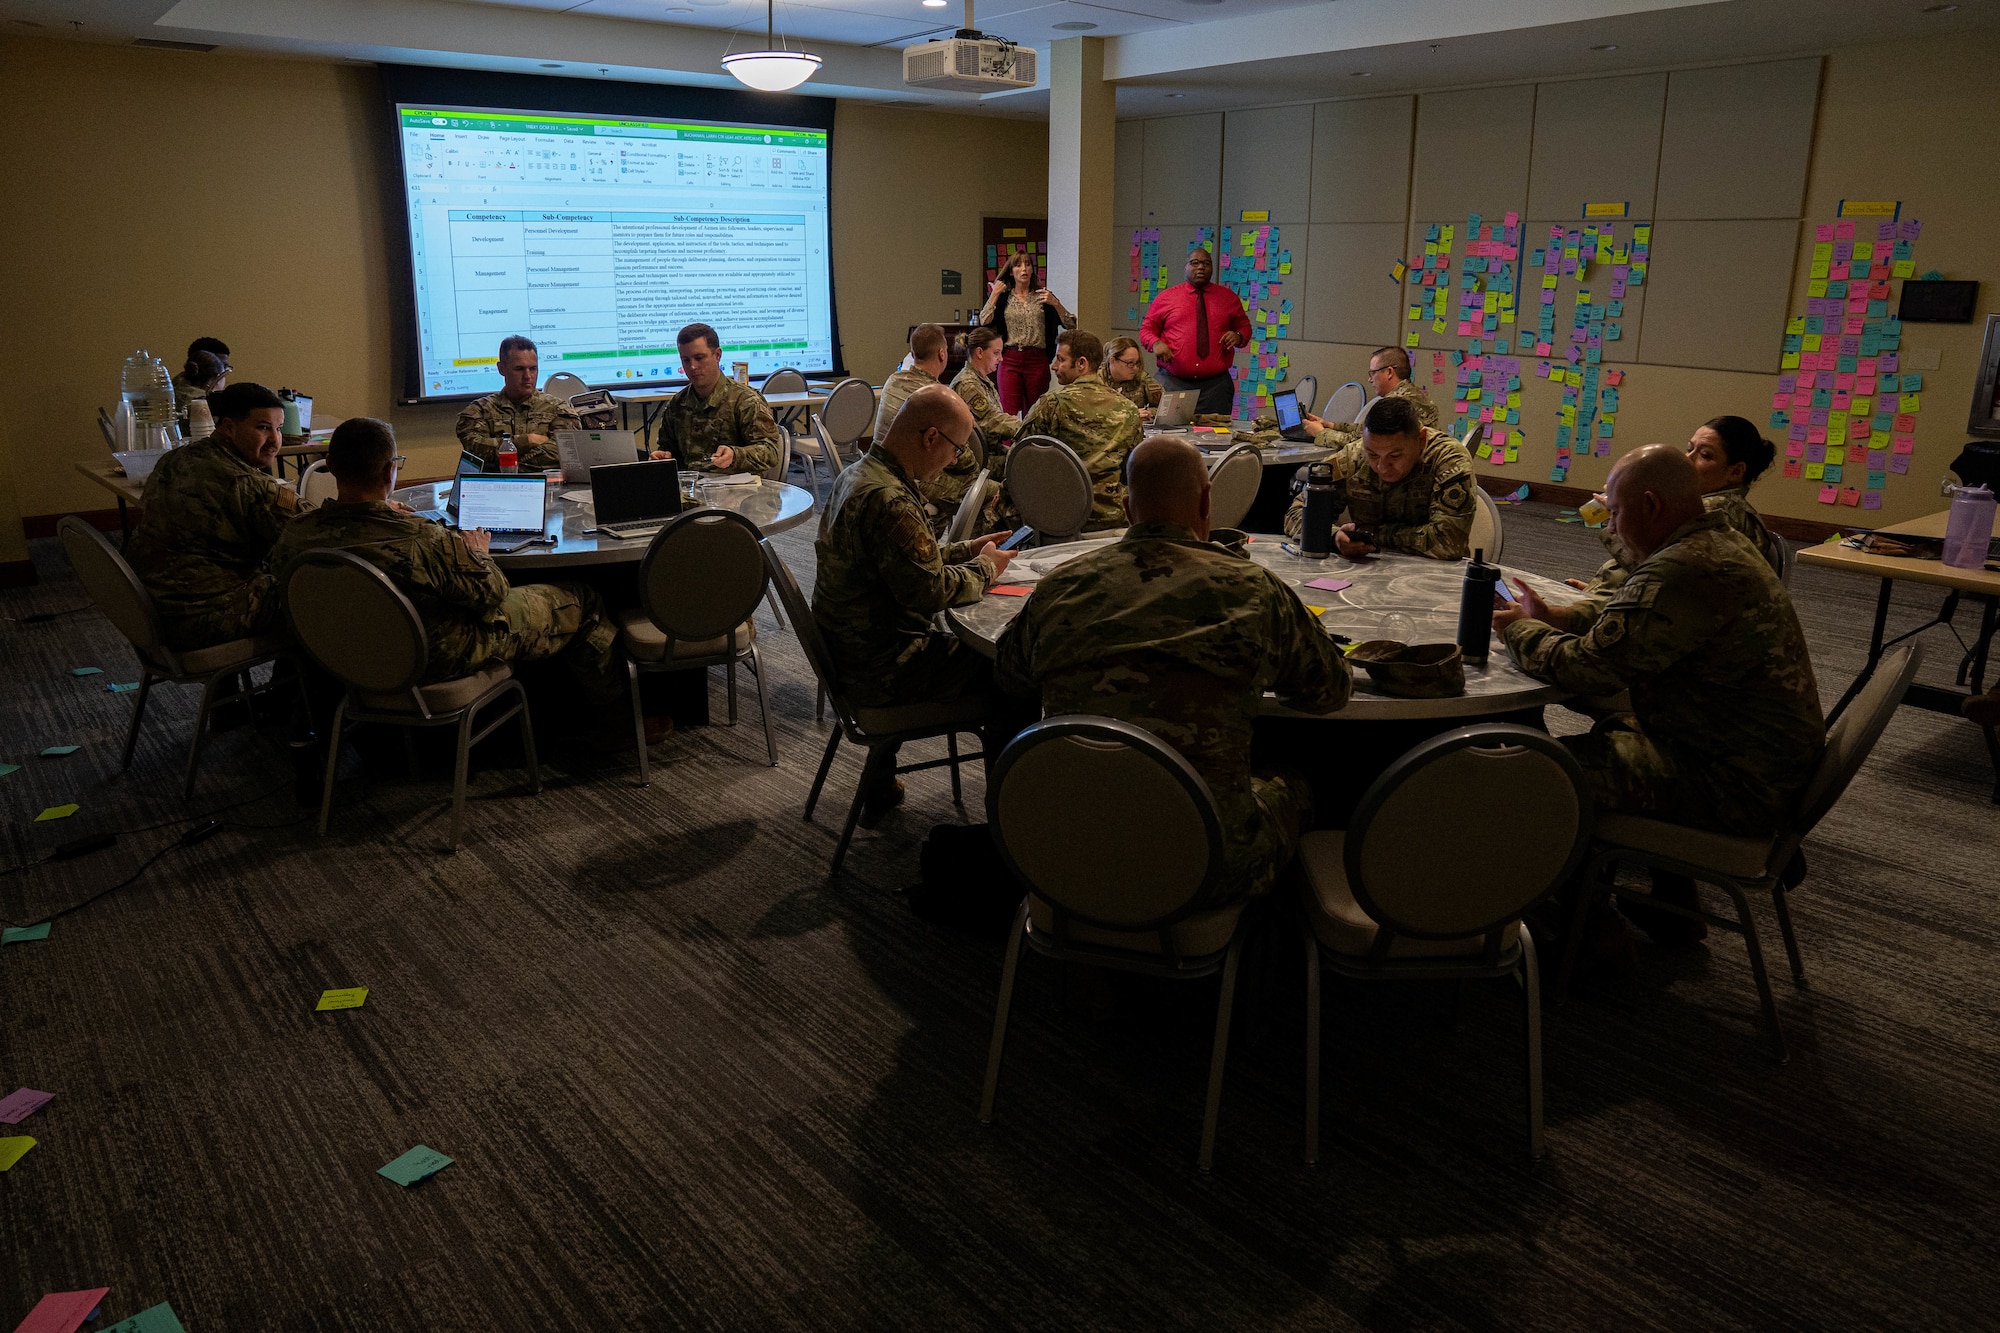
[1004,435,1093,544]
[297,459,340,508]
[1207,444,1265,531]
[543,371,590,399]
[818,377,877,459]
[1470,486,1505,562]
[1294,374,1320,416]
[1321,381,1365,427]
[944,468,992,545]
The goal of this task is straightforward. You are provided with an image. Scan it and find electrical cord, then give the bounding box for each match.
[4,606,93,625]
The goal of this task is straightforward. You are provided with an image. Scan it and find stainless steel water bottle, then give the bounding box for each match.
[1457,548,1501,665]
[1300,462,1337,557]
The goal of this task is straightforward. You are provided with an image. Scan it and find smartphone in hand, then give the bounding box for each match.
[999,527,1035,551]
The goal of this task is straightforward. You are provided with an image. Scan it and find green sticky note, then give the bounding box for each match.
[379,1144,453,1187]
[71,667,103,677]
[40,746,79,757]
[317,987,368,1011]
[4,922,52,944]
[0,764,18,778]
[0,1135,34,1170]
[104,1302,190,1333]
[34,805,79,823]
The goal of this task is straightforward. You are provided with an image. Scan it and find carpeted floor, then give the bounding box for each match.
[3,499,1998,1331]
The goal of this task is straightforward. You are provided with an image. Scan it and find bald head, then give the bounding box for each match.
[1124,436,1211,537]
[881,383,973,483]
[1606,443,1705,560]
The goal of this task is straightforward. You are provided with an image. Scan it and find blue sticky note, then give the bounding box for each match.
[0,764,17,779]
[3,923,52,944]
[379,1144,453,1186]
[107,683,141,694]
[71,667,103,677]
[104,1304,190,1333]
[39,746,79,757]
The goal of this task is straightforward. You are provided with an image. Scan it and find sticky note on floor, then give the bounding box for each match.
[35,805,79,822]
[103,1304,189,1333]
[988,585,1031,597]
[317,987,368,1011]
[70,667,102,677]
[1304,577,1354,593]
[107,682,141,694]
[0,764,17,779]
[11,1288,108,1333]
[0,1135,38,1171]
[4,923,52,944]
[0,1088,53,1123]
[379,1144,453,1187]
[40,746,79,758]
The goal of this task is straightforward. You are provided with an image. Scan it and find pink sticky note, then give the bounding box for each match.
[13,1289,109,1333]
[988,585,1031,597]
[0,1088,52,1124]
[1783,460,1801,479]
[1835,220,1855,239]
[1817,485,1839,505]
[1815,223,1835,242]
[1840,487,1862,507]
[1304,577,1353,593]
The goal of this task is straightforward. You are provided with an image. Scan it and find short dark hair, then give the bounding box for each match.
[182,350,226,389]
[1057,329,1103,371]
[497,335,537,363]
[677,323,720,353]
[1371,346,1412,379]
[188,337,230,363]
[910,323,947,363]
[1702,414,1777,484]
[206,382,283,421]
[1362,394,1422,438]
[327,417,397,482]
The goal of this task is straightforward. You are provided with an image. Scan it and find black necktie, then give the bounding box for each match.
[1194,283,1211,359]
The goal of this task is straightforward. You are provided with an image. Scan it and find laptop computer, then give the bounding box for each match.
[1153,389,1198,429]
[415,452,490,524]
[1271,389,1317,443]
[556,429,639,482]
[588,458,682,539]
[453,474,550,535]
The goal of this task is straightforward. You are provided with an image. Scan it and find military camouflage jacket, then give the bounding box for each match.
[269,500,513,683]
[127,437,299,648]
[870,366,938,445]
[1106,366,1164,411]
[1584,485,1776,598]
[994,521,1351,890]
[1505,510,1825,831]
[1283,426,1475,559]
[455,390,581,470]
[951,363,1021,446]
[656,377,782,476]
[812,446,1000,705]
[1318,377,1444,440]
[1017,371,1144,532]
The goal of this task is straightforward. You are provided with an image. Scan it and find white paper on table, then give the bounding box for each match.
[559,489,594,505]
[705,473,760,487]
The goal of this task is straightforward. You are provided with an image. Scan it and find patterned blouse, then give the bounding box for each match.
[981,287,1076,351]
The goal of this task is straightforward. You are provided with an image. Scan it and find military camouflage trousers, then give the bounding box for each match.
[1227,770,1312,903]
[1562,716,1794,837]
[437,581,622,709]
[160,573,276,653]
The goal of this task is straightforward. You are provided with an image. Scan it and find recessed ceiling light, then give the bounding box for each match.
[1348,70,1371,77]
[1590,43,1618,51]
[923,0,947,6]
[1923,3,1960,11]
[1053,20,1098,29]
[1164,92,1186,98]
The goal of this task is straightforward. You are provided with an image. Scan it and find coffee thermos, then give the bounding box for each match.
[1457,548,1501,665]
[1299,462,1338,556]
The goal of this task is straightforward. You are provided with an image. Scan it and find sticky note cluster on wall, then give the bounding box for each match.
[1404,211,1533,471]
[1775,213,1921,509]
[987,237,1046,293]
[1219,219,1290,418]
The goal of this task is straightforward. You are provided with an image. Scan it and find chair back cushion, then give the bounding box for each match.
[58,516,164,655]
[283,550,428,695]
[1796,643,1921,834]
[820,378,877,447]
[1005,436,1093,538]
[1322,381,1364,425]
[299,460,339,508]
[944,468,991,545]
[1207,445,1264,531]
[989,717,1223,931]
[1348,724,1589,939]
[543,371,590,398]
[638,510,767,644]
[1469,485,1503,562]
[1294,374,1319,417]
[761,368,807,397]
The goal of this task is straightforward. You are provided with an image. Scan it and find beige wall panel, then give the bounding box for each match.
[1300,223,1404,348]
[1309,97,1414,225]
[1636,220,1798,373]
[1221,104,1314,224]
[1114,119,1145,224]
[1141,113,1222,225]
[1656,58,1820,220]
[1525,73,1667,221]
[1411,84,1535,222]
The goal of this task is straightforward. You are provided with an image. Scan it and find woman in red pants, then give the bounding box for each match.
[978,248,1075,415]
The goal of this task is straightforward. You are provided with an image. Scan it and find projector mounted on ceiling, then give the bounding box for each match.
[904,0,1037,92]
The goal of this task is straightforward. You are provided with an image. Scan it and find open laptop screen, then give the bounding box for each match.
[1272,389,1302,432]
[455,475,547,533]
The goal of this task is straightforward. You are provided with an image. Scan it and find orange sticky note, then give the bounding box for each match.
[989,585,1031,597]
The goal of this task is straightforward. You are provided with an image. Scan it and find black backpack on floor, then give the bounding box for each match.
[911,823,1027,941]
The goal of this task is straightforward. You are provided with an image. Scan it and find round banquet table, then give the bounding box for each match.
[946,533,1582,722]
[389,476,815,571]
[1143,431,1333,533]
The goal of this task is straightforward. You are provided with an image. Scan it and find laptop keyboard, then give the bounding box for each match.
[599,518,668,539]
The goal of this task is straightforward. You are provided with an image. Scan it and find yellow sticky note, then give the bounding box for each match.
[1541,275,1558,290]
[1786,317,1806,335]
[1808,279,1828,298]
[1903,393,1921,412]
[316,987,369,1011]
[0,1136,34,1171]
[1805,462,1824,480]
[1278,262,1291,274]
[1809,262,1830,280]
[1405,330,1420,347]
[34,805,78,823]
[1826,446,1846,466]
[1305,605,1327,614]
[1781,351,1801,369]
[1802,334,1821,352]
[1892,260,1915,279]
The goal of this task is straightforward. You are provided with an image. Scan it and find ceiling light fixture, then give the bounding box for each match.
[1053,20,1098,29]
[1923,3,1960,12]
[923,0,948,7]
[1348,70,1371,77]
[1164,92,1186,98]
[722,0,821,91]
[1590,43,1618,51]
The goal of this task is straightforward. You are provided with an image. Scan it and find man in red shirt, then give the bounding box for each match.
[1140,246,1252,417]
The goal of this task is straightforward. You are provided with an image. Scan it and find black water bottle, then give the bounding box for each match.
[1299,462,1337,557]
[1457,548,1501,665]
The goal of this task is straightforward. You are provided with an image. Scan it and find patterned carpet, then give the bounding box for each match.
[2,500,1997,1331]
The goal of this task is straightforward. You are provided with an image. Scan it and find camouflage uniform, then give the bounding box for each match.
[455,390,582,470]
[1011,371,1144,533]
[869,366,938,445]
[127,437,299,650]
[1504,510,1824,835]
[655,377,782,477]
[813,445,1002,709]
[1317,377,1443,441]
[268,501,620,706]
[1582,485,1777,599]
[1282,426,1475,559]
[994,520,1352,901]
[951,363,1021,447]
[1106,365,1164,412]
